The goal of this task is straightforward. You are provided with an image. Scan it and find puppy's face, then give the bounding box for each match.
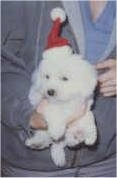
[39,55,96,102]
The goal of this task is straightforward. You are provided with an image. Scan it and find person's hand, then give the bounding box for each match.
[29,99,48,129]
[95,59,116,97]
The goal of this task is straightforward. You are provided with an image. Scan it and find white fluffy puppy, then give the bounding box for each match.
[25,46,97,167]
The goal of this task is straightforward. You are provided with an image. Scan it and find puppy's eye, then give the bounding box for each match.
[62,77,68,81]
[45,75,50,79]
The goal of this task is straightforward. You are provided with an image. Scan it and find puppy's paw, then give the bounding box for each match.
[84,132,97,145]
[66,131,84,147]
[25,132,51,150]
[51,144,66,167]
[25,139,45,149]
[49,124,65,141]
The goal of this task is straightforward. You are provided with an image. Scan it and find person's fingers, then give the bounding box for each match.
[100,86,116,94]
[103,91,116,97]
[98,70,115,83]
[100,79,116,88]
[95,59,115,70]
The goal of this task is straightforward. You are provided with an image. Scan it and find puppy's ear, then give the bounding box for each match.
[80,66,97,98]
[29,61,43,107]
[72,55,97,98]
[31,60,43,84]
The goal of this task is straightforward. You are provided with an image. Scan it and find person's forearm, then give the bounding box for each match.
[1,51,32,130]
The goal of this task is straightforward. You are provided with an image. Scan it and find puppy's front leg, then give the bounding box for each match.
[44,107,67,141]
[48,119,66,141]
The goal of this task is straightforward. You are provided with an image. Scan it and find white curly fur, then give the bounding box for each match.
[25,49,97,167]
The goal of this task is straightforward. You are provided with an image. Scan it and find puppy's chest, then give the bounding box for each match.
[43,102,75,122]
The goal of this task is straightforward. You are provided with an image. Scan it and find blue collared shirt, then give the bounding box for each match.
[80,1,116,64]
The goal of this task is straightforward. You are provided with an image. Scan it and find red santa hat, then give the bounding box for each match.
[43,7,73,60]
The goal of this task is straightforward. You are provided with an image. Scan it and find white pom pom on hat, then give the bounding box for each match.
[43,7,73,59]
[45,7,70,49]
[51,7,66,23]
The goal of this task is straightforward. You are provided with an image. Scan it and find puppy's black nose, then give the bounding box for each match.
[47,89,55,96]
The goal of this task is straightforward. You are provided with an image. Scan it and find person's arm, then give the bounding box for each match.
[1,1,47,133]
[2,49,46,129]
[96,59,116,97]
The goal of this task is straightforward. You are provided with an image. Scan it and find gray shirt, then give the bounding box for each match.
[1,1,116,171]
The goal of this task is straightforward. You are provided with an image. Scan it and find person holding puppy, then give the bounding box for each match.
[1,1,116,177]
